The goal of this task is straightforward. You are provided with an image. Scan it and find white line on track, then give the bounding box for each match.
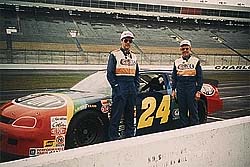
[222,108,250,113]
[207,116,225,121]
[208,108,250,121]
[221,94,250,100]
[220,82,249,86]
[219,85,250,90]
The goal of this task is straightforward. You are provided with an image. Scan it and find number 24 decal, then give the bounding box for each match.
[137,95,171,129]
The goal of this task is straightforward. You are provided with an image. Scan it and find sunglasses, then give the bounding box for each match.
[181,47,190,51]
[123,39,133,43]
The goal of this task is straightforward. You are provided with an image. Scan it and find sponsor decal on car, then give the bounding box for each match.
[51,116,67,129]
[201,84,215,96]
[75,104,88,112]
[101,99,111,113]
[44,140,56,147]
[55,136,65,147]
[29,147,64,156]
[51,128,66,136]
[87,104,97,108]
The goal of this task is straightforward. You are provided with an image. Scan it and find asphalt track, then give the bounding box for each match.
[207,80,250,121]
[0,70,249,163]
[0,70,249,121]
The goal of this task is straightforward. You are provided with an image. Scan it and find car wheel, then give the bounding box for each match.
[65,110,108,149]
[198,99,208,124]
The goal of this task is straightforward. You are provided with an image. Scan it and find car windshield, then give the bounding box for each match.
[70,71,111,95]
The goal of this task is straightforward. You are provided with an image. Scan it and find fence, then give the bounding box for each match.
[0,49,249,65]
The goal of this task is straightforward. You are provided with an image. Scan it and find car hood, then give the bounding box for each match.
[0,90,110,119]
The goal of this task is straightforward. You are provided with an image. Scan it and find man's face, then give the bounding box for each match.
[121,37,133,50]
[180,45,191,57]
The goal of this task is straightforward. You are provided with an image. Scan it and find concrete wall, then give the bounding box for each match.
[1,116,250,167]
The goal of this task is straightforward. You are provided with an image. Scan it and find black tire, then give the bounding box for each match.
[198,99,208,124]
[65,110,108,149]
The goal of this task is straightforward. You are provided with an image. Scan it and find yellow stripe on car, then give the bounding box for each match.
[51,93,75,125]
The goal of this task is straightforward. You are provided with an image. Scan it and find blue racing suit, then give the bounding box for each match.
[172,55,203,127]
[107,48,140,140]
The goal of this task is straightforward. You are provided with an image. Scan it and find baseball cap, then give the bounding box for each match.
[180,40,191,47]
[120,31,134,40]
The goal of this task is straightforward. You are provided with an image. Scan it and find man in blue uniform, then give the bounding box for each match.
[107,30,140,140]
[171,40,203,128]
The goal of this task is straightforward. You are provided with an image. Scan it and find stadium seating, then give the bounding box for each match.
[0,9,249,65]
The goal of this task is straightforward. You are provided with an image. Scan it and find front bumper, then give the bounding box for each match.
[0,122,44,157]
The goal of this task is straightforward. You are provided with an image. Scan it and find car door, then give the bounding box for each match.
[135,72,177,136]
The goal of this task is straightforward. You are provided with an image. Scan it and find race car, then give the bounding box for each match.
[0,70,223,159]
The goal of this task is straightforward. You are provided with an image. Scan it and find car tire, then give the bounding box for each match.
[65,110,108,149]
[198,99,208,124]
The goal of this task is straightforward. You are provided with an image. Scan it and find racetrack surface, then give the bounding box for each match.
[208,80,250,121]
[0,69,249,163]
[1,70,249,121]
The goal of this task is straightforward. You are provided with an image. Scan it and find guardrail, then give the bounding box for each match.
[1,116,250,167]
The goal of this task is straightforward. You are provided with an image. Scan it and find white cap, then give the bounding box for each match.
[180,40,191,47]
[120,31,134,40]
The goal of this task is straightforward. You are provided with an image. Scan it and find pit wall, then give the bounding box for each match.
[1,116,250,167]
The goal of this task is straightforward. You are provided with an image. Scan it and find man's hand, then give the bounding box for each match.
[195,91,201,101]
[171,90,176,99]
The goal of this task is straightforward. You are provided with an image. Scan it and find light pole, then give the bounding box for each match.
[6,27,17,63]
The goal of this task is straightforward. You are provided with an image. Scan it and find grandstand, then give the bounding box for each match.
[0,0,249,65]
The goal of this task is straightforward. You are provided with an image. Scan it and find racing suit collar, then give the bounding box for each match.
[120,47,131,58]
[182,55,191,61]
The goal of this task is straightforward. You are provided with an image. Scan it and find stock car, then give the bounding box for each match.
[0,70,223,159]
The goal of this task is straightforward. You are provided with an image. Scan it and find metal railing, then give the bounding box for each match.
[0,49,249,65]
